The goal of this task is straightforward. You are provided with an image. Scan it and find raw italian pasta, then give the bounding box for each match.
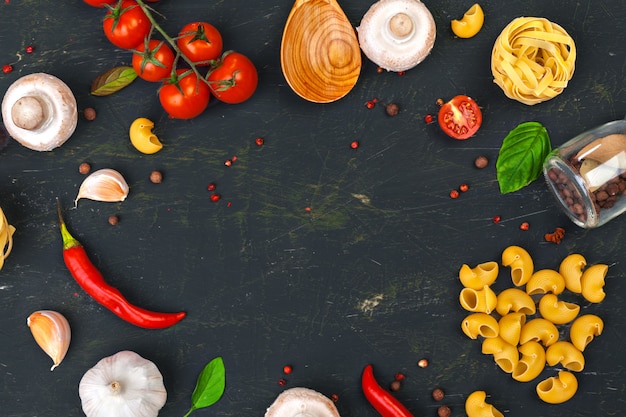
[491,17,576,105]
[501,245,534,286]
[580,264,608,303]
[537,294,580,325]
[512,341,545,382]
[482,336,519,373]
[520,318,559,347]
[0,207,16,270]
[460,285,498,314]
[558,253,586,293]
[459,261,499,289]
[536,371,578,404]
[525,269,565,296]
[465,390,504,417]
[498,312,526,346]
[569,314,603,352]
[462,313,500,339]
[545,341,585,372]
[496,288,536,316]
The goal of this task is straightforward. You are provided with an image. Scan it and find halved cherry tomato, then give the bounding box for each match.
[103,0,151,50]
[159,70,211,119]
[83,0,116,7]
[177,22,223,65]
[132,39,175,82]
[437,95,483,140]
[207,51,258,104]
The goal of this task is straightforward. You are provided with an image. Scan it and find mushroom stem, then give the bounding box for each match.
[388,13,414,38]
[11,96,48,130]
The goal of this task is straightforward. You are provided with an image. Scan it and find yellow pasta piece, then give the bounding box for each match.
[559,253,586,293]
[537,293,580,324]
[496,288,536,316]
[465,390,504,417]
[525,269,565,295]
[498,312,526,346]
[580,264,608,303]
[520,318,559,347]
[569,314,603,352]
[482,336,519,373]
[501,245,534,286]
[0,207,16,270]
[513,341,546,382]
[462,313,499,339]
[451,4,485,39]
[459,261,499,290]
[460,285,498,314]
[536,371,578,404]
[545,341,585,372]
[491,17,576,105]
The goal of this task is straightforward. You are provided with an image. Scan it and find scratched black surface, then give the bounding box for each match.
[0,1,625,416]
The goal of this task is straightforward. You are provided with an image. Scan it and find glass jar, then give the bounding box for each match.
[543,117,626,228]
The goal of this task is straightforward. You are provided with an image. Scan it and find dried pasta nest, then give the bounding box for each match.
[491,17,576,105]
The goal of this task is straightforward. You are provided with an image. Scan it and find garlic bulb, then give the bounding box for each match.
[27,310,71,371]
[79,350,167,417]
[75,168,129,206]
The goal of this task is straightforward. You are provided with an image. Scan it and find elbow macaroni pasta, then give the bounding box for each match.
[462,313,499,339]
[465,390,504,417]
[0,207,16,270]
[482,337,519,373]
[501,245,534,286]
[459,261,499,289]
[536,371,578,404]
[545,341,585,372]
[569,314,604,351]
[525,269,565,295]
[538,294,580,324]
[559,253,586,293]
[498,312,526,346]
[451,3,485,39]
[496,288,536,316]
[513,341,546,382]
[520,318,559,347]
[580,263,608,303]
[460,285,498,314]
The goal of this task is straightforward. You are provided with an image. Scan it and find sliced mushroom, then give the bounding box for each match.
[1,73,78,151]
[265,387,340,417]
[357,0,436,72]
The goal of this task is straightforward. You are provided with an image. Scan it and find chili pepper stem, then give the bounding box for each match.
[56,199,81,250]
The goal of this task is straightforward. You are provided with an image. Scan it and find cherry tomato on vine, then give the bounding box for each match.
[83,0,116,7]
[177,22,223,65]
[103,0,151,49]
[437,95,483,140]
[207,51,258,104]
[132,39,175,82]
[159,70,211,119]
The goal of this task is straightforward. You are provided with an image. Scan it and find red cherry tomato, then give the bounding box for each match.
[177,22,223,65]
[83,0,116,6]
[159,70,211,119]
[207,51,258,104]
[132,40,175,82]
[437,95,483,140]
[103,0,151,49]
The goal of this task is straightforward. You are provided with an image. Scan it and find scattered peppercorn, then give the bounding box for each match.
[474,155,489,169]
[397,71,406,76]
[424,114,433,123]
[436,98,444,107]
[210,193,221,202]
[365,100,375,109]
[449,189,459,199]
[283,365,293,375]
[437,405,451,417]
[376,66,384,73]
[389,380,401,392]
[79,162,91,175]
[350,140,359,149]
[278,378,287,386]
[25,45,34,54]
[432,388,445,401]
[207,182,217,191]
[520,221,530,231]
[83,107,97,121]
[150,170,162,183]
[459,183,469,192]
[417,359,429,368]
[224,159,232,167]
[385,103,399,116]
[394,372,405,382]
[493,215,502,224]
[2,64,13,74]
[108,215,119,226]
[331,394,339,402]
[255,137,264,146]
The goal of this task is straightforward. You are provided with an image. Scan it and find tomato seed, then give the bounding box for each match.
[449,190,459,199]
[493,215,502,224]
[210,193,221,202]
[350,140,359,149]
[520,221,530,230]
[459,183,469,192]
[424,114,433,123]
[2,64,13,74]
[207,183,216,191]
[283,365,293,375]
[255,137,264,146]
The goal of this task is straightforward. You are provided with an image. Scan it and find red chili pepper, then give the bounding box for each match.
[362,364,414,417]
[57,202,186,329]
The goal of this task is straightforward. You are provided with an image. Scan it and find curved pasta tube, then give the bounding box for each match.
[460,285,498,314]
[569,314,604,352]
[459,261,499,290]
[465,390,504,417]
[498,312,526,346]
[520,318,559,347]
[538,294,580,325]
[545,341,585,372]
[536,371,578,404]
[580,263,608,303]
[559,253,586,293]
[496,288,536,316]
[501,245,534,286]
[513,341,546,382]
[0,207,16,270]
[451,3,485,39]
[525,269,565,295]
[482,337,519,373]
[462,313,499,339]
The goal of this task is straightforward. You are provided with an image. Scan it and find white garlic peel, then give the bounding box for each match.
[265,387,341,417]
[79,351,167,417]
[27,310,71,371]
[1,73,78,151]
[75,168,129,207]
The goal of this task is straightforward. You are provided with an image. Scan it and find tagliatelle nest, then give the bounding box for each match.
[0,207,16,269]
[491,17,576,105]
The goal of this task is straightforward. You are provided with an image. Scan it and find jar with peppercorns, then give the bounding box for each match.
[543,116,626,228]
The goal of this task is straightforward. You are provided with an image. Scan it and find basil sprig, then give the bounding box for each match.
[183,357,226,417]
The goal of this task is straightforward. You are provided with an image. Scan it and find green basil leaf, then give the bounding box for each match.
[183,357,226,416]
[496,121,552,194]
[90,66,138,96]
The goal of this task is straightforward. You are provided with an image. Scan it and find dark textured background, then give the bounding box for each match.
[0,1,624,416]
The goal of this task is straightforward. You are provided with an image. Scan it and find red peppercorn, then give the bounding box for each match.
[394,372,406,381]
[459,183,469,192]
[283,365,293,375]
[417,358,429,368]
[25,45,34,53]
[449,190,459,199]
[207,183,216,191]
[224,159,232,167]
[365,100,375,109]
[2,64,13,74]
[424,114,433,123]
[210,193,221,202]
[520,221,530,230]
[390,381,401,392]
[278,378,287,386]
[231,156,237,162]
[331,394,339,402]
[493,215,502,224]
[255,137,264,146]
[376,67,384,73]
[436,98,444,107]
[398,71,406,76]
[350,140,359,149]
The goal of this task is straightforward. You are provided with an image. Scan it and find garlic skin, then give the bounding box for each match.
[75,168,129,206]
[27,310,71,371]
[79,350,167,417]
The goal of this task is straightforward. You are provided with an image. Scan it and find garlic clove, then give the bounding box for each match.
[27,310,71,371]
[75,168,130,206]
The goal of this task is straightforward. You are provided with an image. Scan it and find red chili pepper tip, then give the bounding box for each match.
[449,190,459,199]
[2,64,13,74]
[493,215,502,224]
[362,365,414,417]
[283,365,293,375]
[350,140,359,149]
[255,137,264,146]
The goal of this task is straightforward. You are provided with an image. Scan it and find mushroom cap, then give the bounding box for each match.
[265,387,340,417]
[1,72,77,151]
[357,0,436,72]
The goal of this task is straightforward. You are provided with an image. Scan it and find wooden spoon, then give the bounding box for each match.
[281,0,362,103]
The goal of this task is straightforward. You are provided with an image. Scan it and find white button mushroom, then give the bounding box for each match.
[357,0,436,72]
[265,387,341,417]
[1,73,78,151]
